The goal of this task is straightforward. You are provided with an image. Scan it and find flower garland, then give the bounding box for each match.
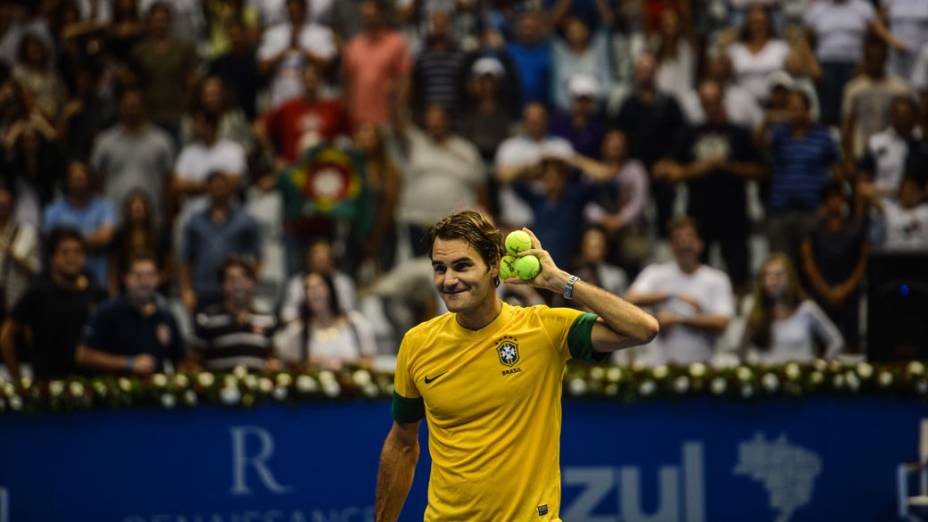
[0,361,926,414]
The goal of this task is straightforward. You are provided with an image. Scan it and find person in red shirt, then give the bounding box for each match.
[343,0,412,126]
[255,62,350,168]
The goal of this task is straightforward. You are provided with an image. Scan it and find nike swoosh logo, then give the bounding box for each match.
[424,371,448,385]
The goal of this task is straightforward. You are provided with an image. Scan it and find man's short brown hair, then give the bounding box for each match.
[427,210,504,268]
[667,216,701,238]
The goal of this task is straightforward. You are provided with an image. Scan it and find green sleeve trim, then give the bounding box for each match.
[391,391,425,423]
[567,313,609,363]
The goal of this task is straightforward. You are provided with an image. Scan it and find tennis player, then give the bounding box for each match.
[375,210,659,521]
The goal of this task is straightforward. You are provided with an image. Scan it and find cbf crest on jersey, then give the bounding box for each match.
[496,336,520,367]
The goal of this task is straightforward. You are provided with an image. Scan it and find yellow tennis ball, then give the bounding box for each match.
[513,254,541,281]
[499,255,517,280]
[505,230,533,256]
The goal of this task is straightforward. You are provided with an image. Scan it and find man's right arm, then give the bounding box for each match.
[375,420,420,522]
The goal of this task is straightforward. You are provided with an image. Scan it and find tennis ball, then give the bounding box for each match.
[505,230,533,256]
[499,255,517,280]
[513,254,541,281]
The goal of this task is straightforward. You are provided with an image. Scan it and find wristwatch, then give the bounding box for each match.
[563,274,580,300]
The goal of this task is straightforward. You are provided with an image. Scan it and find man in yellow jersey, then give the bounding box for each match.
[374,210,659,521]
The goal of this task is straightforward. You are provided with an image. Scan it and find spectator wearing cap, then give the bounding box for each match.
[506,9,553,107]
[496,132,619,266]
[1,228,102,380]
[613,51,686,236]
[257,0,337,110]
[343,0,412,126]
[91,86,174,224]
[190,257,280,372]
[654,80,766,291]
[460,57,517,163]
[391,101,486,257]
[411,9,467,119]
[180,172,261,312]
[76,255,184,376]
[550,74,606,158]
[552,15,611,112]
[129,2,199,141]
[841,37,911,160]
[495,103,577,228]
[801,181,869,351]
[43,160,116,286]
[679,54,763,130]
[763,89,839,266]
[859,95,921,197]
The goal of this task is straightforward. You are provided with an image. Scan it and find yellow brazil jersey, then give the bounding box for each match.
[392,302,604,522]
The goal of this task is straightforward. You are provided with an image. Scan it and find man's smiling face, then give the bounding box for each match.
[431,238,498,314]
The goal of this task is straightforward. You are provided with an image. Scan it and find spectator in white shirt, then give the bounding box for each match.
[858,95,921,196]
[652,8,696,103]
[278,271,375,370]
[864,175,928,250]
[740,253,844,364]
[680,53,764,130]
[727,5,790,105]
[281,238,357,323]
[257,0,337,109]
[626,217,734,365]
[172,110,246,226]
[804,0,908,125]
[881,0,928,80]
[393,103,486,256]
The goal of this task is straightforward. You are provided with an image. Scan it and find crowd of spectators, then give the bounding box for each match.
[1,0,927,380]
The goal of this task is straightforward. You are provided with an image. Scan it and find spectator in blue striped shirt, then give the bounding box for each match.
[765,89,840,266]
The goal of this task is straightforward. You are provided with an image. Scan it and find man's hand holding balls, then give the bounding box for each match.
[501,228,571,293]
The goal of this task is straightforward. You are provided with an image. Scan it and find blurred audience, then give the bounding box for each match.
[278,270,375,370]
[0,0,925,379]
[655,79,765,291]
[627,217,734,366]
[91,86,173,222]
[0,228,101,380]
[180,172,260,311]
[76,255,183,375]
[800,182,868,352]
[191,256,279,372]
[42,160,115,286]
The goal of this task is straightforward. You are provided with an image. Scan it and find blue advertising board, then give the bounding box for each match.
[0,397,923,522]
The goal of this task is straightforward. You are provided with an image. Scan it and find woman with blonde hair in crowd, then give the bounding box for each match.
[739,253,843,364]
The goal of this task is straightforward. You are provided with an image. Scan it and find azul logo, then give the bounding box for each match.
[562,442,705,522]
[496,336,520,367]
